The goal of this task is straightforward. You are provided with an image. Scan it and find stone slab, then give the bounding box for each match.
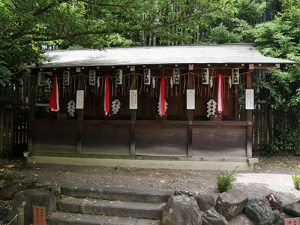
[58,197,162,219]
[61,185,173,203]
[47,212,160,225]
[29,156,254,171]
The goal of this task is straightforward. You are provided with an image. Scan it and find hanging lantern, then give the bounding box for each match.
[173,68,180,84]
[144,68,151,85]
[63,71,70,86]
[202,68,209,85]
[115,69,123,85]
[232,68,239,85]
[89,70,96,86]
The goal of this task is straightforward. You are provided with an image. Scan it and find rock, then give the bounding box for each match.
[195,194,215,211]
[283,200,300,216]
[174,190,197,197]
[202,207,228,225]
[7,189,56,225]
[215,191,248,220]
[0,180,4,189]
[47,181,61,197]
[0,185,19,200]
[265,193,283,210]
[272,210,281,224]
[228,214,254,225]
[162,195,202,225]
[245,198,275,225]
[0,206,9,222]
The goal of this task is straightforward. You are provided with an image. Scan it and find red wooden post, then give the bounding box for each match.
[33,205,47,225]
[284,217,300,225]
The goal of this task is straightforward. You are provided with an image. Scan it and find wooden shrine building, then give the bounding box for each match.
[28,44,295,170]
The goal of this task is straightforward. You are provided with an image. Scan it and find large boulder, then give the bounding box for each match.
[245,198,275,225]
[283,200,300,216]
[195,194,215,211]
[202,207,228,225]
[162,195,202,225]
[6,189,56,225]
[228,214,255,225]
[215,191,248,220]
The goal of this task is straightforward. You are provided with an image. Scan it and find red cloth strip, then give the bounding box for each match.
[160,74,166,116]
[49,76,59,112]
[104,75,110,115]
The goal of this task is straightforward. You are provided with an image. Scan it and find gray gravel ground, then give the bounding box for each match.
[1,156,300,206]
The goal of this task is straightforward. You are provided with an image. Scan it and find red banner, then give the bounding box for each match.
[104,75,110,115]
[49,76,59,112]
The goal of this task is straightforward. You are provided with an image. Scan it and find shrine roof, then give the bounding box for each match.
[38,44,296,68]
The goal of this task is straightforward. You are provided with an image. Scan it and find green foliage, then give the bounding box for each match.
[253,0,300,155]
[216,171,235,192]
[209,24,241,44]
[22,177,40,189]
[292,165,300,190]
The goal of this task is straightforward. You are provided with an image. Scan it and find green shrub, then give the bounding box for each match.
[216,171,235,192]
[292,166,300,190]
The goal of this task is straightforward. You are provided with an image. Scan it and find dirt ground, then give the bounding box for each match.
[0,156,300,224]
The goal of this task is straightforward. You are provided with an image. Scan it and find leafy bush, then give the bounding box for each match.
[292,166,300,190]
[216,171,235,192]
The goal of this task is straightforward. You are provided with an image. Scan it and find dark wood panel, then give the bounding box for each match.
[192,127,246,157]
[136,126,187,156]
[33,121,77,146]
[82,124,130,155]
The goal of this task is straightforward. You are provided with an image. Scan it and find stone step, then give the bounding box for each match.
[48,212,160,225]
[58,197,163,219]
[61,186,173,203]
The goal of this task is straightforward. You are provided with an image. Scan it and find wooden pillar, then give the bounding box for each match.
[28,71,37,154]
[187,64,194,157]
[0,109,3,157]
[130,66,136,155]
[77,76,84,153]
[246,68,253,158]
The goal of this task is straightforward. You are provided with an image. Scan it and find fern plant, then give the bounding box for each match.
[292,166,300,190]
[216,171,235,192]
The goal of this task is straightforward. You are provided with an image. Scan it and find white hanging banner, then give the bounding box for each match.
[186,89,195,109]
[129,90,138,109]
[245,89,254,110]
[76,90,84,109]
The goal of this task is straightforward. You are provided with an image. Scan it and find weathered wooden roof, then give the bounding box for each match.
[39,44,295,68]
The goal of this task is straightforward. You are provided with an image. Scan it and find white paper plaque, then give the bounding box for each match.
[245,89,254,110]
[76,90,84,109]
[129,90,138,109]
[186,89,195,109]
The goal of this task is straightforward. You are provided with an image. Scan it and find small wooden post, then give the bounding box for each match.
[33,206,47,225]
[187,64,194,157]
[28,71,37,155]
[246,68,253,158]
[0,109,4,157]
[17,207,24,225]
[130,66,136,155]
